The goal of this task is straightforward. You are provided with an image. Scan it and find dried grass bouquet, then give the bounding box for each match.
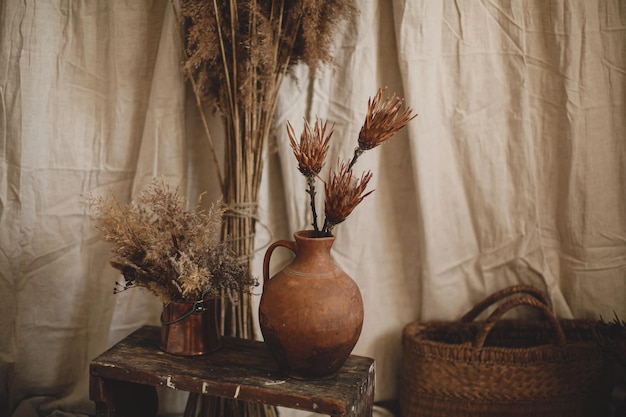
[288,88,417,237]
[85,179,256,303]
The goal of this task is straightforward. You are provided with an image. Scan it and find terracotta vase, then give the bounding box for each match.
[259,230,364,378]
[160,298,221,355]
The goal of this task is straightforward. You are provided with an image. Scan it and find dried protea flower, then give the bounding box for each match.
[323,162,374,235]
[286,89,415,236]
[288,118,334,232]
[287,118,333,177]
[350,88,417,168]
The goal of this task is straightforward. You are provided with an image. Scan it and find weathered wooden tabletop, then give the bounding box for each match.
[90,326,375,417]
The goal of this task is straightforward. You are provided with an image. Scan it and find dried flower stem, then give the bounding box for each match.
[306,176,320,232]
[347,147,364,170]
[287,119,333,233]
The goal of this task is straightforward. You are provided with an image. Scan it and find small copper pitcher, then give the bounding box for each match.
[160,298,221,355]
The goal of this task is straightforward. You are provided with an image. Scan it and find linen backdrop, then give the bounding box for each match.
[1,1,625,416]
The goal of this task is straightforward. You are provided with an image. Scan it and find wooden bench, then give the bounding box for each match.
[90,326,375,417]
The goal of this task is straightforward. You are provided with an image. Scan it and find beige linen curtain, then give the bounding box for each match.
[1,1,625,416]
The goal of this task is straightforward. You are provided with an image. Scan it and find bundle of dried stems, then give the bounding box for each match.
[172,1,357,416]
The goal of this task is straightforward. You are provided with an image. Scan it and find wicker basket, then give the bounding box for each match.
[399,285,613,417]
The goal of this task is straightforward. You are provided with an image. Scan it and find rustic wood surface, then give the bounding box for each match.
[90,326,375,417]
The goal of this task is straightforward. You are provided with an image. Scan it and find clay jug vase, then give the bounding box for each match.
[160,298,221,355]
[259,230,364,378]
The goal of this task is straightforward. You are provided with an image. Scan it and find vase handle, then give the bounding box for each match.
[263,239,297,286]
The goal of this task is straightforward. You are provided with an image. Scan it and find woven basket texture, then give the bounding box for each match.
[399,285,613,417]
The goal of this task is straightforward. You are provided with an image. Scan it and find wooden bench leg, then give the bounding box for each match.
[353,362,375,417]
[90,376,158,417]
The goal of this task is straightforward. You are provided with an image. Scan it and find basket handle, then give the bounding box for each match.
[460,285,550,323]
[473,294,567,349]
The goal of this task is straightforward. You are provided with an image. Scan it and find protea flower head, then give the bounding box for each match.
[357,87,416,152]
[287,118,333,178]
[324,162,374,231]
